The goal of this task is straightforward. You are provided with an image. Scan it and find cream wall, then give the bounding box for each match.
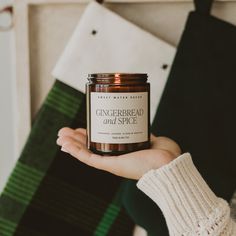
[0,0,16,192]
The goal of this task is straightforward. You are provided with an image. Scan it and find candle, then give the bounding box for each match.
[86,73,150,155]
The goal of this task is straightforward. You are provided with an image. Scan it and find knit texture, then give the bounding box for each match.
[137,153,236,235]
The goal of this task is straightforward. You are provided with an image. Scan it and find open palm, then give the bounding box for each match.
[56,127,181,180]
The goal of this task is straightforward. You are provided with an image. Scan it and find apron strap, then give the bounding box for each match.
[194,0,214,15]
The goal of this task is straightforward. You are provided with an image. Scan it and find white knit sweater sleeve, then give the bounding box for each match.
[137,153,236,236]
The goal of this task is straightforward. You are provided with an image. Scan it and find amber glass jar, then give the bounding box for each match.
[86,73,150,155]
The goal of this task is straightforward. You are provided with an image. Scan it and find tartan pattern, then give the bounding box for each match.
[0,80,134,236]
[3,163,44,205]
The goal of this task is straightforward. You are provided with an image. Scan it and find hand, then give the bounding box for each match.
[56,128,181,180]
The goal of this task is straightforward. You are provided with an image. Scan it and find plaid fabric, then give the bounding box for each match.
[0,80,134,236]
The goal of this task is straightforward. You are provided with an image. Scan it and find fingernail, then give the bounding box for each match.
[56,137,63,146]
[61,147,68,153]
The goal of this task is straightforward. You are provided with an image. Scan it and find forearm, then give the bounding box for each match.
[137,153,236,235]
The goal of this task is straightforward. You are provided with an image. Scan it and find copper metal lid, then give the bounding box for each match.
[88,73,148,79]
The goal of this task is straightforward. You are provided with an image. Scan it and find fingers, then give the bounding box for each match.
[58,127,87,145]
[58,127,86,137]
[57,131,137,179]
[59,139,125,177]
[57,128,124,176]
[153,136,181,156]
[62,141,97,165]
[57,134,107,169]
[57,135,87,150]
[75,128,87,136]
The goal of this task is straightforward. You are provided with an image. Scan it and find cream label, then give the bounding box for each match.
[90,92,149,144]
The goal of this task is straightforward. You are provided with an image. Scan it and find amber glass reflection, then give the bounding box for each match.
[86,73,150,155]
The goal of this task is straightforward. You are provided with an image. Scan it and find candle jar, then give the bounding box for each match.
[86,73,150,155]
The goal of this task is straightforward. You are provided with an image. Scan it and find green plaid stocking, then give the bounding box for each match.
[0,80,134,236]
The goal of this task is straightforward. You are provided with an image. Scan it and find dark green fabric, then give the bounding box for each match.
[0,80,134,236]
[122,0,236,235]
[122,180,167,236]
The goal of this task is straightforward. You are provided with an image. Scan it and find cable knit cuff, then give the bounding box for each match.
[137,153,221,234]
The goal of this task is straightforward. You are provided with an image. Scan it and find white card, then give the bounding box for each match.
[52,2,176,123]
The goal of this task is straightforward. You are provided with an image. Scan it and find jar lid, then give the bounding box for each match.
[88,73,148,84]
[88,73,147,79]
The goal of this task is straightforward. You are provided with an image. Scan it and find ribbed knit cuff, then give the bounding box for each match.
[137,153,220,234]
